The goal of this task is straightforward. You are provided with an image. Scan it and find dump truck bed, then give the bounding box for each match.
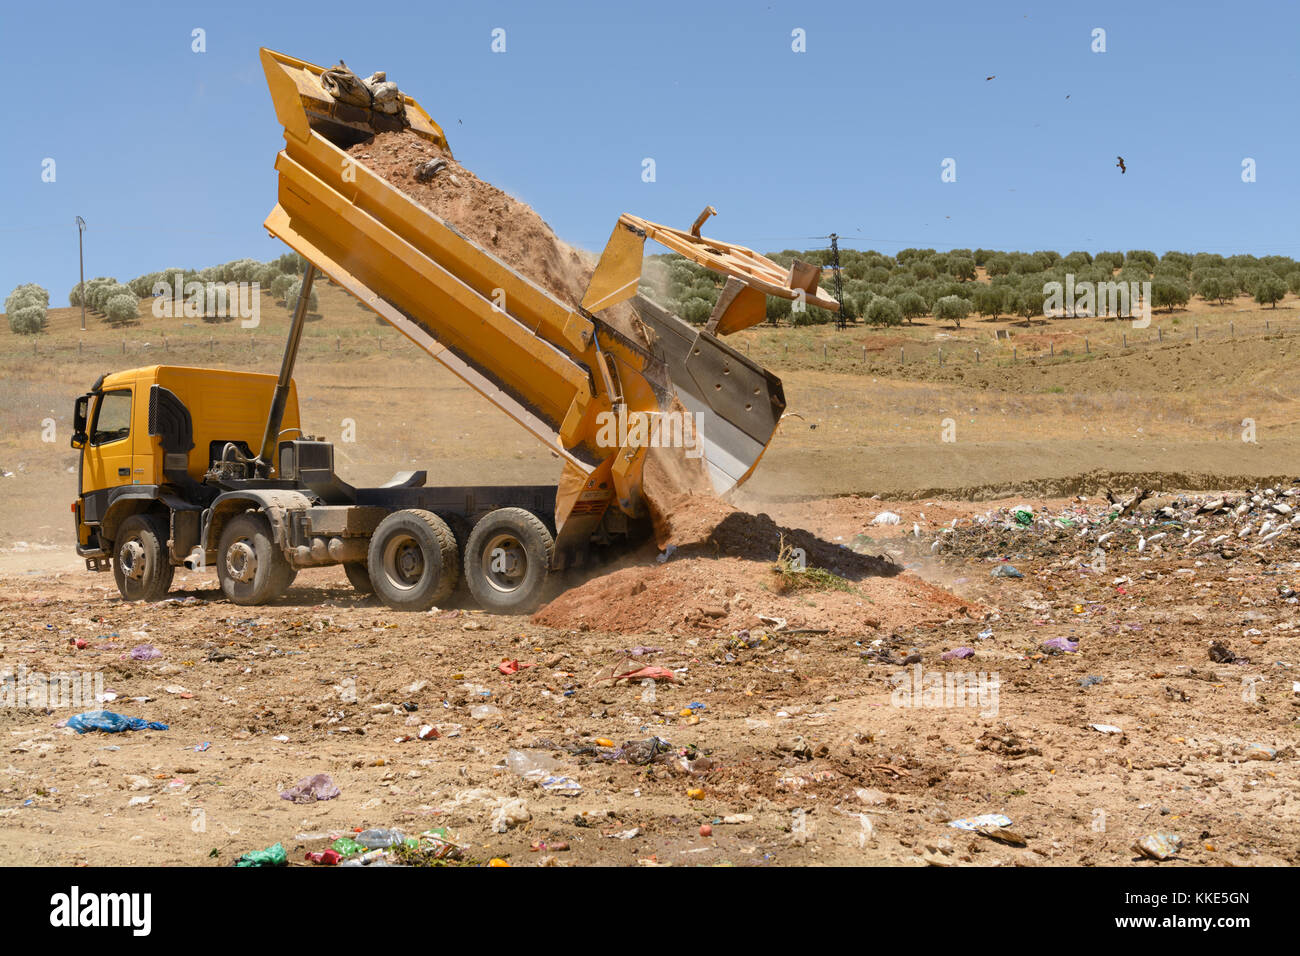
[258,48,823,551]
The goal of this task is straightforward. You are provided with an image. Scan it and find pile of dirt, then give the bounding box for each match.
[533,500,980,636]
[533,554,975,637]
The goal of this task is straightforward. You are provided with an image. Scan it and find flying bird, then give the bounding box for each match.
[1116,156,1126,174]
[986,75,996,81]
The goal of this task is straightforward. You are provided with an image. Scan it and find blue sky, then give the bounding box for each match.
[2,0,1297,302]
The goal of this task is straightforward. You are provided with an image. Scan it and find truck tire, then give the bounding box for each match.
[217,512,293,606]
[112,513,175,602]
[343,561,374,595]
[463,507,553,614]
[367,509,458,611]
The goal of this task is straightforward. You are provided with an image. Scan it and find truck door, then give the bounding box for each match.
[81,388,135,521]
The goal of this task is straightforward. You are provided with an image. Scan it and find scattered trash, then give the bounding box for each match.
[949,813,1012,831]
[1209,641,1248,664]
[1245,743,1277,761]
[235,842,287,867]
[990,564,1023,578]
[305,849,342,865]
[127,645,162,661]
[66,711,168,734]
[356,828,409,849]
[1132,833,1182,861]
[1078,675,1104,687]
[331,836,365,857]
[602,665,679,684]
[1090,723,1124,735]
[941,647,975,661]
[490,800,531,833]
[280,773,340,804]
[871,511,901,525]
[1041,637,1078,654]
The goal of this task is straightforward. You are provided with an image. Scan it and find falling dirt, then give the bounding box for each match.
[349,129,647,345]
[349,130,594,308]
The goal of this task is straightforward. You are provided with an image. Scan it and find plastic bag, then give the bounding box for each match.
[279,772,340,803]
[66,710,168,734]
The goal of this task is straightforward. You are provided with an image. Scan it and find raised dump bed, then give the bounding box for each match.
[259,48,836,556]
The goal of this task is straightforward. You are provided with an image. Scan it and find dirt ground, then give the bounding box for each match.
[1,481,1297,867]
[2,209,1299,867]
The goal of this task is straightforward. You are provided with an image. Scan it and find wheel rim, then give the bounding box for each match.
[119,538,147,581]
[382,534,425,591]
[225,539,257,583]
[481,533,527,594]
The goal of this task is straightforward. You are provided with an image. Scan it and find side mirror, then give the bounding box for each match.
[72,394,91,449]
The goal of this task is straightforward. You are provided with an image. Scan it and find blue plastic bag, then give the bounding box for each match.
[66,710,169,734]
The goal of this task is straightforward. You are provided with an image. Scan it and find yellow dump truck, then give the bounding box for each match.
[71,49,837,613]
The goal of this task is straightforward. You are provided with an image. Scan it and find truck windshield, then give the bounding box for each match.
[90,390,132,446]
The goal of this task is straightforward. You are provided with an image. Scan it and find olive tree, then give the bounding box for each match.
[933,295,972,328]
[864,296,903,327]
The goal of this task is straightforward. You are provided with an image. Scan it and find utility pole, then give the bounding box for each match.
[76,216,87,332]
[829,233,847,331]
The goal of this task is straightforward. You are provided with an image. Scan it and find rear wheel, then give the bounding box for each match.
[463,507,553,614]
[217,512,292,606]
[112,513,175,602]
[366,509,458,611]
[343,561,374,595]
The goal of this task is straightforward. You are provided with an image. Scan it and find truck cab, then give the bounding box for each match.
[73,365,300,601]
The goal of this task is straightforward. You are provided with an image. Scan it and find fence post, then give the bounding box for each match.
[1230,321,1234,337]
[1157,327,1162,342]
[121,339,126,355]
[938,347,943,366]
[1195,324,1198,341]
[975,348,980,364]
[336,335,341,352]
[1085,337,1089,354]
[1123,332,1127,348]
[899,347,904,364]
[822,343,827,360]
[1013,347,1017,363]
[861,346,866,362]
[1050,342,1054,356]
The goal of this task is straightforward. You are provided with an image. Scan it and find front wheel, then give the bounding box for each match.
[366,510,458,611]
[216,512,292,606]
[112,513,175,602]
[463,508,553,614]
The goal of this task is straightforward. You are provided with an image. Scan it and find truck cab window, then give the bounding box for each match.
[90,390,132,446]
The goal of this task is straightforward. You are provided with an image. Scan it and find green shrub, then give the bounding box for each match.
[285,277,320,313]
[950,257,976,281]
[895,291,927,323]
[1150,278,1189,312]
[104,293,140,326]
[678,296,712,325]
[1253,274,1286,308]
[6,283,49,313]
[864,296,902,326]
[973,284,1005,319]
[270,273,294,302]
[1125,249,1158,271]
[8,304,46,334]
[933,295,973,327]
